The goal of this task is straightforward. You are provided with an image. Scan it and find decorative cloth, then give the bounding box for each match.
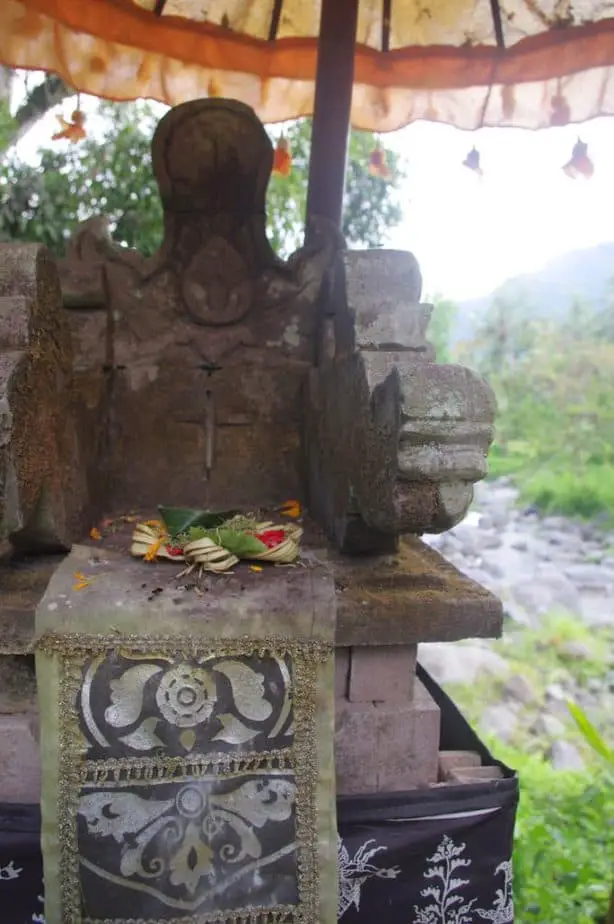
[35,545,337,924]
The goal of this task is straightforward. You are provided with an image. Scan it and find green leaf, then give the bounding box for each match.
[208,528,267,557]
[158,506,236,538]
[568,701,614,766]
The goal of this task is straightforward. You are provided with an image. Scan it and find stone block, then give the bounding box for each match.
[438,749,482,781]
[335,647,349,698]
[335,678,440,794]
[348,644,416,703]
[0,713,40,802]
[335,250,427,356]
[448,765,504,784]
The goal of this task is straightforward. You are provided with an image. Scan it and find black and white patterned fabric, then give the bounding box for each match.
[0,666,518,924]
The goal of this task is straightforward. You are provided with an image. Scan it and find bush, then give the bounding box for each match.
[457,293,614,519]
[518,465,614,521]
[487,743,614,923]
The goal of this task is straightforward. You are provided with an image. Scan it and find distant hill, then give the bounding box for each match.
[452,241,614,344]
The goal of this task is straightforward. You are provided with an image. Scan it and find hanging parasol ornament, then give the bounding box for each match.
[3,0,614,133]
[563,137,595,179]
[463,146,483,176]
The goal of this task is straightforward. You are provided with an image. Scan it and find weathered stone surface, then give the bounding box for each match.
[306,249,496,552]
[438,750,482,781]
[0,244,88,550]
[348,645,416,702]
[448,765,504,784]
[0,554,61,653]
[0,527,503,656]
[56,99,344,512]
[0,713,40,802]
[335,678,440,793]
[0,654,37,712]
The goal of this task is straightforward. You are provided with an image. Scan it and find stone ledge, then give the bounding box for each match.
[0,555,62,654]
[0,534,502,653]
[328,536,503,646]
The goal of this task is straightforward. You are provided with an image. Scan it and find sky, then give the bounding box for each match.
[11,74,614,302]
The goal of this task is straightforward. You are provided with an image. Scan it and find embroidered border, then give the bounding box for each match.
[37,632,332,924]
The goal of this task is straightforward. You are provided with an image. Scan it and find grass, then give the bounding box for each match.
[447,615,613,753]
[492,743,614,924]
[487,444,614,522]
[445,615,614,921]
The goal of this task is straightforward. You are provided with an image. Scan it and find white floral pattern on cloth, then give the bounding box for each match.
[81,652,292,759]
[413,835,513,924]
[77,774,298,912]
[0,863,45,922]
[337,836,400,919]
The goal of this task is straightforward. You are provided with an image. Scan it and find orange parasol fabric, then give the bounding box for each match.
[3,0,614,132]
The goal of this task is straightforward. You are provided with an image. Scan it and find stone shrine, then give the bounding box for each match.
[0,99,502,923]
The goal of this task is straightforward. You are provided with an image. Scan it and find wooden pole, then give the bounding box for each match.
[305,0,359,230]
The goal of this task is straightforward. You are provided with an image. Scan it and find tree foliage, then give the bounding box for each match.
[427,294,458,364]
[458,291,614,518]
[0,100,404,258]
[0,67,75,156]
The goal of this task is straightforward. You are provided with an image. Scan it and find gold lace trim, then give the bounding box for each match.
[83,751,294,784]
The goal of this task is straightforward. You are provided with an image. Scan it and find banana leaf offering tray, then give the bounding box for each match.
[87,503,304,576]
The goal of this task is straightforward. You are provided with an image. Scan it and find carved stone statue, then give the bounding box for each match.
[56,99,345,512]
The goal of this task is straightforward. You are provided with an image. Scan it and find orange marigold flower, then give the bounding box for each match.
[280,499,301,519]
[144,538,164,562]
[73,571,93,591]
[89,527,102,541]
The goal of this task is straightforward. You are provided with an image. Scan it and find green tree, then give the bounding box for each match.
[0,101,404,258]
[426,294,458,364]
[0,67,75,156]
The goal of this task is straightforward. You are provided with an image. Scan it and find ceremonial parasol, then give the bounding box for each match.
[2,0,614,225]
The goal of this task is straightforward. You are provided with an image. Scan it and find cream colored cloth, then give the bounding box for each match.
[3,0,614,130]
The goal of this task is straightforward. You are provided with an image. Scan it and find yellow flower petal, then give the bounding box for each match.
[144,537,164,562]
[249,565,263,573]
[89,527,102,541]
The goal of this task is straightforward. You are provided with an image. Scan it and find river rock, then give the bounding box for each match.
[481,704,518,743]
[549,740,585,771]
[531,713,566,738]
[564,563,614,590]
[559,640,594,661]
[417,643,509,686]
[503,673,537,706]
[509,571,583,623]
